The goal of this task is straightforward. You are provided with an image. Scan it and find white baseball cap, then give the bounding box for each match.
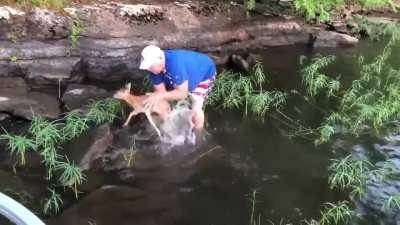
[139,45,164,70]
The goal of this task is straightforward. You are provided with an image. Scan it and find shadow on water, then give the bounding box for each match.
[0,39,397,225]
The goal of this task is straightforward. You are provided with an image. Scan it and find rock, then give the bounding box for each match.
[0,6,24,21]
[61,84,110,110]
[229,152,259,177]
[383,135,400,145]
[373,143,400,158]
[27,8,70,40]
[0,2,360,83]
[0,169,45,215]
[331,21,349,34]
[354,135,400,224]
[86,121,206,184]
[0,91,60,120]
[79,124,114,171]
[227,53,261,72]
[0,77,60,120]
[47,185,180,225]
[313,31,359,47]
[0,77,28,95]
[0,113,10,121]
[0,41,71,60]
[362,16,399,24]
[0,40,80,84]
[112,3,164,25]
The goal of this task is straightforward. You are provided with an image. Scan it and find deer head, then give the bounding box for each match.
[113,82,132,100]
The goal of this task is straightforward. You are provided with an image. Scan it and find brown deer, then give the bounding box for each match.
[113,83,170,137]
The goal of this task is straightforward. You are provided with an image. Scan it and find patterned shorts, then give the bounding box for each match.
[191,76,216,98]
[189,76,216,109]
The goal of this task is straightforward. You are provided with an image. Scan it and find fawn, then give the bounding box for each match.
[113,83,170,137]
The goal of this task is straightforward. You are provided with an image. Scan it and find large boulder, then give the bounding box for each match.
[0,41,80,84]
[0,77,28,95]
[0,92,61,120]
[61,84,111,110]
[27,8,71,40]
[0,77,60,119]
[313,30,359,47]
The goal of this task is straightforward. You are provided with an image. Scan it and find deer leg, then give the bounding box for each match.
[123,110,140,127]
[145,111,162,137]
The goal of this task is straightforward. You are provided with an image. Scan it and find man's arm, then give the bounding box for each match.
[144,81,188,109]
[153,83,167,93]
[158,81,188,101]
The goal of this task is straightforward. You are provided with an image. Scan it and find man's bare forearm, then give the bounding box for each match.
[161,88,188,101]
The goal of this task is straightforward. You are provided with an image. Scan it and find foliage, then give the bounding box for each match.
[5,0,67,9]
[328,155,372,198]
[63,111,89,140]
[0,130,36,166]
[55,157,86,198]
[29,116,63,177]
[319,201,353,225]
[322,38,400,141]
[0,98,122,215]
[383,194,400,212]
[300,55,339,98]
[357,0,396,9]
[249,189,258,225]
[285,31,400,223]
[69,20,84,49]
[43,188,63,215]
[30,116,63,149]
[293,36,400,144]
[349,15,400,41]
[123,144,138,168]
[294,0,344,22]
[327,158,400,217]
[206,63,287,119]
[10,55,18,62]
[87,99,121,125]
[245,0,256,15]
[294,0,396,22]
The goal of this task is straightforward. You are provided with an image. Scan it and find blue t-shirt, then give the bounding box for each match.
[149,49,216,91]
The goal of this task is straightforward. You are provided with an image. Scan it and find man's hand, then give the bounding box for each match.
[144,92,163,110]
[145,81,188,110]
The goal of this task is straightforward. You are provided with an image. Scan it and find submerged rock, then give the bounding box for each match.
[0,169,46,215]
[79,123,114,171]
[46,185,180,225]
[227,53,261,72]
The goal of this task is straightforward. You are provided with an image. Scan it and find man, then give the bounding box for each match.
[139,45,217,131]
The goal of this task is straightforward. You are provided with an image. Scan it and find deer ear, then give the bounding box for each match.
[125,82,131,91]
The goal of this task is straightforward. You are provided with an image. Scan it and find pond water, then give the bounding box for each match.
[0,38,399,225]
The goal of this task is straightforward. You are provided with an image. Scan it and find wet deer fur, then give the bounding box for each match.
[113,83,170,137]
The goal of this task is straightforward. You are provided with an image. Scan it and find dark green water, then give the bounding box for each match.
[0,38,399,225]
